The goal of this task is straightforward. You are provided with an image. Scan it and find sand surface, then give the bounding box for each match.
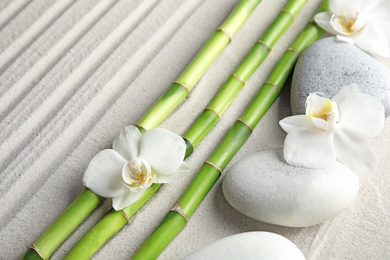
[0,0,389,259]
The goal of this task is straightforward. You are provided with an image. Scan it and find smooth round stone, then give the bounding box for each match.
[183,232,305,260]
[291,37,390,117]
[222,148,359,227]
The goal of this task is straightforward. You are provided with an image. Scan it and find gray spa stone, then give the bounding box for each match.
[222,148,359,227]
[183,232,305,260]
[291,37,390,117]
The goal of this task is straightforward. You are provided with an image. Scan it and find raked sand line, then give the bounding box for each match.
[0,0,117,117]
[0,0,31,30]
[0,0,160,170]
[0,0,205,226]
[0,0,160,140]
[0,0,76,74]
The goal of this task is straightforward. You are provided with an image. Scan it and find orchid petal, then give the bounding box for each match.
[305,93,336,127]
[329,0,351,15]
[311,117,329,131]
[319,0,390,57]
[139,128,186,175]
[332,84,358,104]
[283,128,335,169]
[365,0,390,21]
[305,93,330,117]
[83,149,126,198]
[334,130,378,173]
[113,125,142,161]
[281,115,333,146]
[352,0,378,12]
[279,115,313,133]
[154,161,191,183]
[353,21,390,58]
[336,85,384,139]
[112,190,145,211]
[314,12,339,35]
[350,10,366,32]
[336,35,355,44]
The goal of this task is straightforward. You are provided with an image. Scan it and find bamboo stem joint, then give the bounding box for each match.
[263,81,282,93]
[257,40,272,51]
[231,73,245,86]
[204,161,222,175]
[182,136,194,148]
[236,118,253,132]
[217,28,233,42]
[133,123,147,132]
[287,47,300,56]
[169,201,189,222]
[281,10,295,22]
[31,244,45,260]
[173,81,190,94]
[122,210,131,223]
[204,107,221,118]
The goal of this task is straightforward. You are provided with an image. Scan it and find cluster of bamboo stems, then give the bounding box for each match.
[132,20,324,260]
[23,0,327,259]
[23,0,262,258]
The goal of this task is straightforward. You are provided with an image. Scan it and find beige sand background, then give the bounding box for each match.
[0,0,389,259]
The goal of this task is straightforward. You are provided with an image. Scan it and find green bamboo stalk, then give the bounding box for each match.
[185,0,307,155]
[131,20,325,260]
[64,1,307,258]
[137,0,263,131]
[22,189,100,260]
[22,1,262,259]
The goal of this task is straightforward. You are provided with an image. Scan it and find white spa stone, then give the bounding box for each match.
[222,148,359,227]
[183,232,305,260]
[291,37,390,117]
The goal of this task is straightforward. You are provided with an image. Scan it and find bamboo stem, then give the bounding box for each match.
[22,1,262,259]
[184,0,307,152]
[22,189,100,260]
[64,1,307,258]
[131,21,324,260]
[136,0,263,131]
[64,184,162,259]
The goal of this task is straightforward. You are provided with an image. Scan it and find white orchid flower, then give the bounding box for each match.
[83,126,191,210]
[280,84,384,173]
[314,0,390,58]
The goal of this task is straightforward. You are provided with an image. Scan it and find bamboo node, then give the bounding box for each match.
[182,136,194,149]
[205,107,221,118]
[204,161,222,175]
[217,28,233,42]
[264,81,281,93]
[133,123,147,132]
[257,40,272,51]
[287,47,300,56]
[122,210,131,223]
[170,201,189,222]
[31,244,46,260]
[231,73,245,86]
[173,81,190,94]
[281,10,295,22]
[236,118,253,132]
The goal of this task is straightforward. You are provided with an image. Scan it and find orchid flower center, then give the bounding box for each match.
[330,4,366,36]
[305,92,339,129]
[122,158,155,192]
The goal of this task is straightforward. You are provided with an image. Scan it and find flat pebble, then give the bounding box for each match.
[183,232,305,260]
[222,148,359,227]
[291,37,390,117]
